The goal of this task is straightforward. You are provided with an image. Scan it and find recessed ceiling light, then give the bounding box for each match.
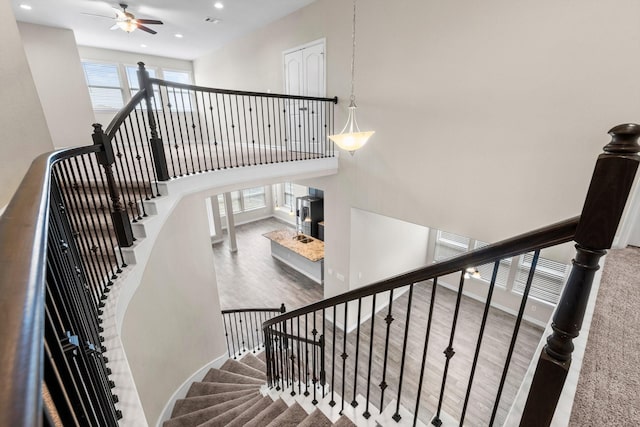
[140,44,147,48]
[174,33,183,38]
[214,2,224,9]
[20,4,32,10]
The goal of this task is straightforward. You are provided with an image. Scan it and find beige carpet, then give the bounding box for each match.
[569,246,640,426]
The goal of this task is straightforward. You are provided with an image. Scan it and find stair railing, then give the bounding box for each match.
[263,124,640,426]
[0,142,128,426]
[221,304,286,359]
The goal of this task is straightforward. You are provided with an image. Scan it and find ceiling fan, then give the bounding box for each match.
[85,3,163,35]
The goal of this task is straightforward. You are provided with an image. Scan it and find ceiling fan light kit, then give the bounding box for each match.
[105,3,163,35]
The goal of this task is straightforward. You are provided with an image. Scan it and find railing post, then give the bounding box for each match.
[520,124,640,426]
[92,123,134,248]
[137,62,170,182]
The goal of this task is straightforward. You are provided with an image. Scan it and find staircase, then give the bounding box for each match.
[164,353,357,427]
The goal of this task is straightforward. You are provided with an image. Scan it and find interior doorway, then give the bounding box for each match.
[283,39,326,153]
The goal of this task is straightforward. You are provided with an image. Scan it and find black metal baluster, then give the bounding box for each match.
[156,86,179,177]
[112,130,141,221]
[379,289,395,412]
[170,87,191,175]
[92,160,125,270]
[351,298,362,408]
[213,93,228,169]
[225,94,238,167]
[222,314,232,356]
[121,118,148,217]
[341,302,349,414]
[363,292,377,419]
[131,108,155,200]
[489,251,540,425]
[206,93,222,170]
[180,87,197,174]
[136,103,162,197]
[228,313,238,359]
[278,322,285,391]
[305,99,311,159]
[197,91,214,171]
[304,312,310,396]
[322,307,327,397]
[432,271,467,427]
[393,284,415,422]
[330,305,337,407]
[413,278,439,427]
[277,98,286,162]
[296,316,302,396]
[185,89,203,173]
[312,311,318,404]
[220,94,234,168]
[241,96,251,167]
[233,95,246,167]
[460,261,500,425]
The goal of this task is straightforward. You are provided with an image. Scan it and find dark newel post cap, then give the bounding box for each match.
[138,61,146,69]
[92,123,104,134]
[604,123,640,154]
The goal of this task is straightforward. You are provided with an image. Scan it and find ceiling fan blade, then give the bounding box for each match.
[136,19,163,25]
[113,8,126,19]
[137,24,157,35]
[81,12,116,20]
[110,23,120,30]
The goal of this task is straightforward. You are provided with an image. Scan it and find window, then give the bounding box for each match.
[434,230,470,262]
[473,240,511,287]
[162,70,193,112]
[82,62,124,110]
[218,187,267,216]
[513,253,569,304]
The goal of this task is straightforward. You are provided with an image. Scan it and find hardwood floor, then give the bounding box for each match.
[213,217,324,311]
[212,218,544,426]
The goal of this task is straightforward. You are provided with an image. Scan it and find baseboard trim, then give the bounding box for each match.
[155,352,229,427]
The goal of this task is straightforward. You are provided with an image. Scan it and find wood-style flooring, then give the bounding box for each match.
[212,218,545,426]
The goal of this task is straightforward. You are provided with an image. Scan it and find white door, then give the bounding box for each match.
[283,40,325,153]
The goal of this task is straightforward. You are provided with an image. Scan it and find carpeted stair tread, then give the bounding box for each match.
[223,395,274,427]
[201,368,264,385]
[240,353,267,373]
[185,381,260,398]
[220,358,267,381]
[163,392,259,427]
[297,408,333,427]
[264,402,308,427]
[196,394,264,426]
[243,399,288,427]
[171,389,258,418]
[334,415,358,427]
[257,351,267,364]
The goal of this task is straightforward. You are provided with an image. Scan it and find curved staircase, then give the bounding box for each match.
[164,353,357,427]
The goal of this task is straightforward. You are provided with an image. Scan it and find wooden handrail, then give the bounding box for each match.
[264,216,579,327]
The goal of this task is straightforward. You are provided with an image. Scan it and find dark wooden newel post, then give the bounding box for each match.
[137,61,170,182]
[520,124,640,426]
[92,123,134,248]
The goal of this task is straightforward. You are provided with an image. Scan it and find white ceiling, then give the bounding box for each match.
[11,0,316,60]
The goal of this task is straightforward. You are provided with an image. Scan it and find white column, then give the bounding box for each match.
[223,192,237,252]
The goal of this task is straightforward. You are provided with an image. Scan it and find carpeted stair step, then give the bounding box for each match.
[220,358,267,381]
[201,368,264,385]
[257,351,267,364]
[298,408,333,427]
[223,395,275,427]
[185,381,260,398]
[243,399,288,427]
[171,389,258,418]
[163,392,260,427]
[196,393,265,426]
[240,353,267,373]
[264,402,308,427]
[334,415,358,427]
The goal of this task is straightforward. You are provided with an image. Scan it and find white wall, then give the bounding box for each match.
[0,0,53,207]
[121,192,226,424]
[194,0,640,298]
[18,23,96,149]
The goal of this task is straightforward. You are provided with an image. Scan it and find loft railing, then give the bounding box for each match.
[263,124,640,426]
[0,64,337,426]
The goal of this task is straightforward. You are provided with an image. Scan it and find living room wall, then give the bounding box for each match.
[193,0,640,298]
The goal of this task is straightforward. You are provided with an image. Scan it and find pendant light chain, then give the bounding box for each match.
[350,0,357,105]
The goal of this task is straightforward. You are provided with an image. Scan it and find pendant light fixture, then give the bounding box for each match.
[328,0,374,155]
